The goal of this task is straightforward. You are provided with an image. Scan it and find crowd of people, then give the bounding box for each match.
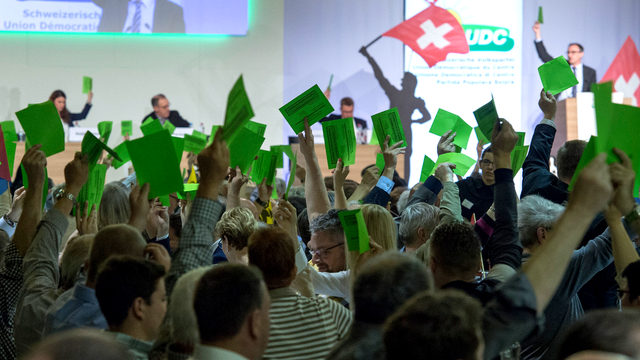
[0,88,638,360]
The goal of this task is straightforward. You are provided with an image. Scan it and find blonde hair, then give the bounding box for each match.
[346,204,397,274]
[215,207,259,250]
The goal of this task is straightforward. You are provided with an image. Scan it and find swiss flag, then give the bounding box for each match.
[600,36,640,107]
[382,4,469,67]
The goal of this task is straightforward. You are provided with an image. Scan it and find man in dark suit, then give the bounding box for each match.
[142,94,190,127]
[533,21,597,99]
[92,0,185,34]
[319,92,368,144]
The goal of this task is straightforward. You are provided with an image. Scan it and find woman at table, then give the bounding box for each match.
[49,89,93,127]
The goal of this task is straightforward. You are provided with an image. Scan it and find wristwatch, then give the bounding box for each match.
[54,189,77,206]
[624,204,640,224]
[255,197,268,207]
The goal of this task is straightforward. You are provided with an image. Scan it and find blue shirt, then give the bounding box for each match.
[43,283,107,336]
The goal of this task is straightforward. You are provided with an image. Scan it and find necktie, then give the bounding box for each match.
[131,1,142,33]
[571,67,577,97]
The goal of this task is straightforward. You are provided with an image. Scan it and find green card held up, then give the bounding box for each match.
[511,145,529,177]
[429,109,473,149]
[163,121,176,135]
[1,121,17,177]
[121,120,133,136]
[370,127,379,146]
[76,164,107,216]
[569,136,598,191]
[371,107,407,147]
[321,117,357,170]
[271,145,289,169]
[141,117,164,137]
[516,132,526,147]
[81,131,122,165]
[474,126,489,144]
[538,6,543,23]
[419,155,436,182]
[228,127,265,174]
[97,121,113,143]
[245,121,267,138]
[473,95,499,142]
[338,209,370,254]
[183,134,207,155]
[283,147,297,200]
[126,130,183,199]
[538,55,579,95]
[82,76,92,94]
[191,130,207,141]
[432,153,476,177]
[172,137,185,164]
[251,149,275,183]
[111,142,130,169]
[207,126,220,146]
[15,101,65,157]
[280,84,334,134]
[224,75,255,142]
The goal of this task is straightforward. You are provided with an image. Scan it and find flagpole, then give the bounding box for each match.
[364,35,382,49]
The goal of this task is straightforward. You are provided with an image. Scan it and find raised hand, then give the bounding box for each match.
[22,144,47,187]
[144,243,171,272]
[146,198,169,238]
[128,183,151,232]
[273,200,298,244]
[382,135,405,179]
[434,162,456,184]
[609,148,637,216]
[538,89,557,120]
[333,159,350,190]
[568,153,613,217]
[76,201,98,235]
[64,152,89,196]
[197,129,230,200]
[490,118,518,155]
[437,130,456,156]
[5,187,26,223]
[297,118,316,158]
[533,21,541,40]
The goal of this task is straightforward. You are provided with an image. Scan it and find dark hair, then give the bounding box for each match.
[340,97,354,107]
[324,176,334,191]
[557,309,640,360]
[557,140,587,181]
[248,227,296,289]
[481,145,493,160]
[95,256,166,327]
[623,260,640,302]
[49,90,70,124]
[151,94,167,107]
[194,264,264,343]
[430,223,481,279]
[353,253,433,324]
[169,213,182,239]
[568,43,584,52]
[287,196,307,218]
[297,208,312,246]
[87,225,147,282]
[384,290,483,360]
[309,208,344,238]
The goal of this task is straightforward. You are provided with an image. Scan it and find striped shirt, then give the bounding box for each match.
[264,287,353,360]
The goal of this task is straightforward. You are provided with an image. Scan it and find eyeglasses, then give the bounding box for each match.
[481,159,494,167]
[567,51,582,54]
[309,243,344,259]
[617,289,630,300]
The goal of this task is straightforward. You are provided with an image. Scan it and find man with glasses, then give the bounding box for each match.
[532,21,597,100]
[142,94,190,128]
[307,209,347,273]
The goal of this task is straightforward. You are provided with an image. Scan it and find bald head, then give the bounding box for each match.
[24,328,134,360]
[87,224,147,283]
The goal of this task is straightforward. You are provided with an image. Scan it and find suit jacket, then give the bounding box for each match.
[534,40,597,92]
[320,114,368,129]
[93,0,185,33]
[142,110,190,127]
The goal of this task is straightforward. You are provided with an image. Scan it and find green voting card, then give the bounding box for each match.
[76,164,107,216]
[207,126,220,146]
[245,121,267,138]
[283,147,297,200]
[81,131,122,165]
[338,209,370,254]
[121,120,133,137]
[271,145,289,169]
[321,117,357,170]
[473,95,499,142]
[419,155,436,182]
[538,56,579,95]
[280,84,334,134]
[371,107,407,147]
[183,134,207,155]
[369,127,379,146]
[224,75,255,142]
[568,136,598,191]
[429,109,473,149]
[15,101,65,157]
[163,121,176,135]
[1,121,17,177]
[511,145,529,177]
[111,142,130,169]
[171,137,185,164]
[141,117,163,137]
[376,153,385,175]
[126,130,183,199]
[191,130,207,141]
[229,127,265,174]
[97,121,112,143]
[158,194,170,207]
[516,132,526,147]
[538,6,544,23]
[432,153,476,177]
[251,149,275,183]
[474,126,490,144]
[82,76,92,94]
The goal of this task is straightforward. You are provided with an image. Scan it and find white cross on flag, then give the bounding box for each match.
[600,36,640,107]
[382,4,469,67]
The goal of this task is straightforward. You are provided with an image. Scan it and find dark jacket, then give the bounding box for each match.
[456,176,494,221]
[320,114,368,129]
[534,40,597,93]
[68,103,92,127]
[142,110,190,128]
[93,0,185,33]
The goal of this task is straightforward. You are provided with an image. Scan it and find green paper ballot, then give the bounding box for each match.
[76,164,107,216]
[229,127,265,174]
[245,121,267,138]
[1,121,17,177]
[266,152,279,185]
[429,109,473,149]
[179,183,199,200]
[376,153,385,175]
[419,155,436,182]
[538,56,579,95]
[251,150,275,183]
[474,126,490,144]
[82,131,122,165]
[369,127,379,146]
[207,126,220,146]
[511,146,529,177]
[15,101,65,157]
[371,108,407,147]
[224,75,255,142]
[141,118,164,137]
[172,137,185,164]
[82,76,92,94]
[473,96,499,142]
[163,121,176,135]
[121,120,133,137]
[516,132,526,147]
[126,130,184,199]
[97,121,113,144]
[321,117,357,170]
[280,84,334,134]
[432,153,476,177]
[338,209,370,254]
[271,145,289,169]
[183,134,207,155]
[538,6,544,24]
[111,142,130,169]
[283,147,297,200]
[158,194,170,207]
[191,130,207,141]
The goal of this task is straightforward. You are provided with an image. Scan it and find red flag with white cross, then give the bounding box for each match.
[382,4,469,67]
[600,36,640,107]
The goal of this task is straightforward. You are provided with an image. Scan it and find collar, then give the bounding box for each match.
[114,332,153,352]
[571,63,583,70]
[130,0,154,8]
[268,287,297,299]
[73,284,98,304]
[194,345,249,360]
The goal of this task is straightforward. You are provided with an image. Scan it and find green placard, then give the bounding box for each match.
[228,127,265,174]
[568,136,598,191]
[516,132,526,147]
[97,121,113,144]
[283,146,297,200]
[81,131,122,165]
[251,149,274,183]
[538,6,544,24]
[183,134,207,155]
[371,107,407,147]
[270,145,288,168]
[82,76,92,94]
[321,117,357,170]
[121,120,133,137]
[76,164,107,216]
[172,137,185,165]
[207,126,220,146]
[338,209,370,254]
[473,95,499,142]
[141,117,164,137]
[158,194,170,207]
[111,142,130,169]
[511,145,529,177]
[163,121,176,135]
[15,101,65,157]
[245,121,267,137]
[1,121,17,177]
[474,126,490,144]
[224,75,255,142]
[429,109,473,149]
[191,130,207,141]
[431,153,477,177]
[538,55,579,95]
[419,155,436,182]
[279,84,334,134]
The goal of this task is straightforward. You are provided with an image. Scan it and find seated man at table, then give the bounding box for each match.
[142,94,190,128]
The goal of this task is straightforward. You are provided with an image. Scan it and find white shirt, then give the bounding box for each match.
[122,0,156,34]
[192,345,249,360]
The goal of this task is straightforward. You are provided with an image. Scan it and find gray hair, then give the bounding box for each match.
[288,186,305,198]
[309,209,344,238]
[169,266,212,346]
[399,203,440,247]
[396,190,411,215]
[518,195,565,249]
[275,178,286,197]
[98,182,131,230]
